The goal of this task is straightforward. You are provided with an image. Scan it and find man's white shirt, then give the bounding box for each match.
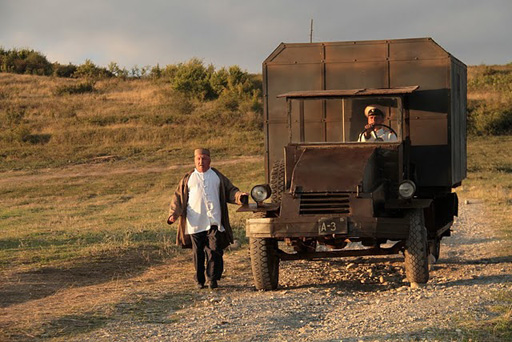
[186,168,223,235]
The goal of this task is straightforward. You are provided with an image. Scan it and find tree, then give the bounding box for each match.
[108,62,128,78]
[0,48,52,75]
[53,63,77,77]
[149,64,162,79]
[172,58,215,100]
[209,67,228,95]
[74,59,112,79]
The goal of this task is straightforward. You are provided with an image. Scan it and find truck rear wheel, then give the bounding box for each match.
[249,237,279,290]
[270,160,285,204]
[404,209,429,284]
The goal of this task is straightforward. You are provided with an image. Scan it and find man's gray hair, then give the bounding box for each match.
[194,148,210,156]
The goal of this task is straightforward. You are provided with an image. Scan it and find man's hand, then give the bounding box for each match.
[240,193,249,205]
[167,215,176,224]
[364,124,374,138]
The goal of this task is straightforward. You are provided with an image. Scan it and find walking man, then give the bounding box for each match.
[167,149,247,289]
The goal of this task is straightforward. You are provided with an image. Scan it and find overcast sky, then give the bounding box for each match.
[1,0,511,73]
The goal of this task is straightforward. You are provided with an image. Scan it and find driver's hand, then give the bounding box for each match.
[364,124,374,138]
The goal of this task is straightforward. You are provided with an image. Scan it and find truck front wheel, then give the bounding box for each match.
[249,238,279,290]
[404,209,429,285]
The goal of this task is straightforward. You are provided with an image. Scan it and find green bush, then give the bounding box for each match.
[172,58,215,100]
[217,90,240,111]
[159,89,196,115]
[0,125,32,144]
[161,64,178,80]
[149,64,162,79]
[0,48,52,75]
[108,62,128,79]
[468,100,512,135]
[53,63,77,78]
[4,107,26,126]
[22,133,52,145]
[467,65,512,136]
[468,66,512,92]
[54,82,95,95]
[209,67,228,95]
[73,59,113,79]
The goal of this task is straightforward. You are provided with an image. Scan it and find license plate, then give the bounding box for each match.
[318,217,348,235]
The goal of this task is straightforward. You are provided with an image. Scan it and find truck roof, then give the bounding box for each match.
[277,86,419,99]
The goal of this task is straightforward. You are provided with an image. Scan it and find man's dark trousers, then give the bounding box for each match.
[190,225,224,286]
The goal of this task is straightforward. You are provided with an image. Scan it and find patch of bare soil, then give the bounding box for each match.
[1,202,511,341]
[0,156,262,185]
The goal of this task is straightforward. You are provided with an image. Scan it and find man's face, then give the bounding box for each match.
[368,114,384,127]
[195,153,211,172]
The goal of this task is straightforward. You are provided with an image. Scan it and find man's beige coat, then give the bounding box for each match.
[167,168,244,248]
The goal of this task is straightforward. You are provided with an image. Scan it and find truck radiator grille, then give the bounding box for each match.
[299,192,351,215]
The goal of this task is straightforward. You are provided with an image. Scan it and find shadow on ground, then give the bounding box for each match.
[441,255,512,265]
[0,246,178,308]
[278,256,407,292]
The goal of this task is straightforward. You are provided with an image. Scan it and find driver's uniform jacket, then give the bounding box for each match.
[167,167,244,248]
[358,128,398,142]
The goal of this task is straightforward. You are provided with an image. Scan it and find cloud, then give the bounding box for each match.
[1,0,511,73]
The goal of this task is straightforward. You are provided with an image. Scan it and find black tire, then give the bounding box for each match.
[404,209,429,284]
[270,160,285,204]
[249,237,279,290]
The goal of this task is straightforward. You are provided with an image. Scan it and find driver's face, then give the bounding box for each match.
[368,114,384,126]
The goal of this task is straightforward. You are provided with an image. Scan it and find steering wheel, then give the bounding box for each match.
[359,123,398,139]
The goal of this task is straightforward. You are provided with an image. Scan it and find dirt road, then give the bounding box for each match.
[0,156,263,185]
[66,201,511,341]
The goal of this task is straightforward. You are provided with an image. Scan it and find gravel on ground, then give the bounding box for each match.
[70,201,512,342]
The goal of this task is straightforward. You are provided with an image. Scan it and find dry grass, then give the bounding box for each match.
[459,136,512,257]
[0,158,263,341]
[1,70,511,340]
[0,73,264,171]
[467,64,512,135]
[1,252,202,340]
[454,136,512,340]
[459,136,512,211]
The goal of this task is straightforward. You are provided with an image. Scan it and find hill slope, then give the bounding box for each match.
[0,73,263,171]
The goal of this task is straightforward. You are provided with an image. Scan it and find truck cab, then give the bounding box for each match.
[241,38,467,290]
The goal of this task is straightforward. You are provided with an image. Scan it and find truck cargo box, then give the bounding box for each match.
[263,37,467,188]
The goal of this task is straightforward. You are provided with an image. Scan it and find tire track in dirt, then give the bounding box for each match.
[0,156,263,185]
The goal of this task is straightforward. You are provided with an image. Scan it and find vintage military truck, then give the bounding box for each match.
[240,37,467,290]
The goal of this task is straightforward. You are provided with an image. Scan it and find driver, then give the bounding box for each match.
[358,105,398,142]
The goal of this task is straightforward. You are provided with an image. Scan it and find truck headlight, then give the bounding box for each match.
[399,180,416,199]
[251,184,272,202]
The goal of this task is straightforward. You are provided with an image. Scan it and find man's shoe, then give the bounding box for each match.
[196,283,205,289]
[209,280,218,289]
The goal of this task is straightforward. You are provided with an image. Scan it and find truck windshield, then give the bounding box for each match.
[288,96,403,143]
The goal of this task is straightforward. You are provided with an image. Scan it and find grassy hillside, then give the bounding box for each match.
[0,65,510,264]
[0,65,511,340]
[1,64,511,172]
[467,64,512,135]
[0,73,264,171]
